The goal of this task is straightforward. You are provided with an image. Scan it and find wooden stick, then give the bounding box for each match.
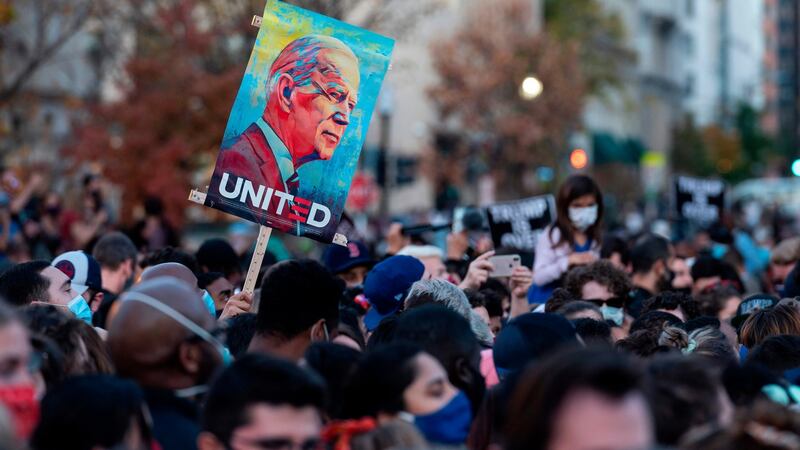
[242,226,272,296]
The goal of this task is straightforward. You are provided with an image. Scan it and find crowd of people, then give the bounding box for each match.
[0,171,798,449]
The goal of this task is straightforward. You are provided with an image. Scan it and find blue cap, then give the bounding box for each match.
[322,241,374,275]
[493,313,577,378]
[363,255,425,331]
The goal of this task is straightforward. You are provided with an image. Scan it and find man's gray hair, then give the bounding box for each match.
[267,34,358,96]
[405,279,494,347]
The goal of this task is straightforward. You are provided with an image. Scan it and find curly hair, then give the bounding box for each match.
[642,291,701,320]
[564,260,631,300]
[544,288,578,313]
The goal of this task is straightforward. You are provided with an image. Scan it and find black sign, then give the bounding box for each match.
[674,176,725,225]
[486,195,555,251]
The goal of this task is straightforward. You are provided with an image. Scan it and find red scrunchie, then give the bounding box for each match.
[322,417,377,450]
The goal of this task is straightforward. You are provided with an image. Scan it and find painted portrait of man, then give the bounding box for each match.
[205,0,393,243]
[216,35,360,197]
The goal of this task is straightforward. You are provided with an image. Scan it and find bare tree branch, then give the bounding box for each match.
[0,0,96,103]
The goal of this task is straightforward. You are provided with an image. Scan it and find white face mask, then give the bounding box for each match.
[568,205,598,231]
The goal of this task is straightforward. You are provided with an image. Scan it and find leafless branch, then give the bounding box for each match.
[0,0,97,103]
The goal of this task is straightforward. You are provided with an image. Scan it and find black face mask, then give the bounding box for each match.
[672,287,692,295]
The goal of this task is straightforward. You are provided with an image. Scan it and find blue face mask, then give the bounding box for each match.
[201,290,216,318]
[601,305,624,326]
[413,391,473,445]
[68,295,92,325]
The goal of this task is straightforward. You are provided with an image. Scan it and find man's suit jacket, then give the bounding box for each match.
[210,123,297,233]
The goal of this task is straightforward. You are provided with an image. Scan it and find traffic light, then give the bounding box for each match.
[793,158,800,177]
[569,148,588,170]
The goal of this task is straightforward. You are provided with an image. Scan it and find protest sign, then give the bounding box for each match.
[486,195,555,251]
[673,175,726,225]
[203,1,394,244]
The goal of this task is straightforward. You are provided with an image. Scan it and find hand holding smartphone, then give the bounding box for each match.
[488,254,521,278]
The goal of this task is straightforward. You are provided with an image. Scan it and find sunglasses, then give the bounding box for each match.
[584,297,626,309]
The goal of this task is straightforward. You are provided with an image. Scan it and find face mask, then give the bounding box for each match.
[601,304,624,326]
[568,205,598,231]
[0,384,39,440]
[68,295,92,325]
[413,391,473,445]
[201,290,216,318]
[124,292,232,370]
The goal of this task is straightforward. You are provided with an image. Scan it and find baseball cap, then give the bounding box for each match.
[322,241,374,275]
[362,255,424,331]
[52,251,102,296]
[731,293,779,329]
[493,313,578,378]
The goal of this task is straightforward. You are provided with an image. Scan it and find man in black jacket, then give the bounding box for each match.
[108,277,227,450]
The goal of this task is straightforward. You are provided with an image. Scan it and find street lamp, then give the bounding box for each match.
[520,75,543,100]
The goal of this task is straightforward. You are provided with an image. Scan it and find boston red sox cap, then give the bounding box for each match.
[52,251,102,296]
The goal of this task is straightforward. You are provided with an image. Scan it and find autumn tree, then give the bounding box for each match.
[671,104,777,183]
[429,0,586,198]
[65,0,435,226]
[0,0,101,104]
[671,116,715,177]
[543,0,628,96]
[66,0,248,225]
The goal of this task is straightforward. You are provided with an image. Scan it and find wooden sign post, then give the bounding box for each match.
[188,189,272,297]
[241,225,272,296]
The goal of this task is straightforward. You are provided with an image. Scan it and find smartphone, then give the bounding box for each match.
[489,254,521,278]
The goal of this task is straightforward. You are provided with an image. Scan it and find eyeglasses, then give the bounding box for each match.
[584,297,626,309]
[308,79,355,111]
